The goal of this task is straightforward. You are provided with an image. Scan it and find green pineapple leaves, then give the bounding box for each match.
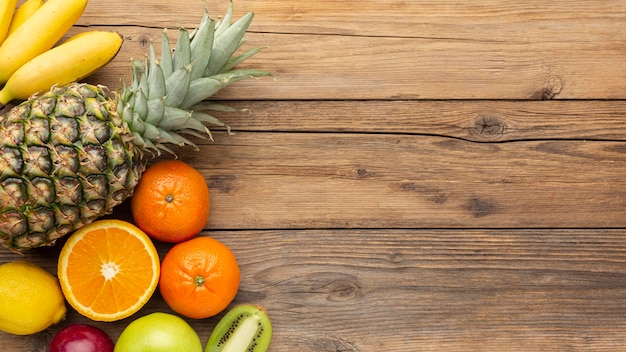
[206,8,252,76]
[190,12,215,80]
[118,2,271,155]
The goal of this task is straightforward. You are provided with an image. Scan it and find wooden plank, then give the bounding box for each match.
[65,0,626,100]
[218,100,626,141]
[2,0,626,351]
[3,229,626,351]
[73,27,626,100]
[78,26,626,100]
[80,0,626,41]
[159,132,626,229]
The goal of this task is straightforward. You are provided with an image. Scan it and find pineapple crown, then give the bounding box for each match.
[116,2,271,155]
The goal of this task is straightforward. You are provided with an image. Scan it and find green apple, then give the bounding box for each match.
[114,312,202,352]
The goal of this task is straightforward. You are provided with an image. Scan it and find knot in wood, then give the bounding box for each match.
[326,278,362,302]
[470,115,507,140]
[529,75,563,100]
[315,273,363,302]
[357,168,370,178]
[138,35,150,48]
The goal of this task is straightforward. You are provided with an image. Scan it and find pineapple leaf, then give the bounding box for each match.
[206,11,254,76]
[178,128,212,141]
[181,69,272,110]
[145,97,165,125]
[221,46,266,73]
[147,47,166,99]
[160,106,208,133]
[160,106,194,130]
[192,110,230,133]
[159,129,200,150]
[141,121,162,141]
[155,129,186,146]
[172,28,191,71]
[214,1,234,38]
[190,14,216,81]
[130,60,143,92]
[160,29,173,78]
[164,63,192,107]
[132,90,148,118]
[192,101,243,112]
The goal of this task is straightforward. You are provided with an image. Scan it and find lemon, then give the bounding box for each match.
[0,260,67,335]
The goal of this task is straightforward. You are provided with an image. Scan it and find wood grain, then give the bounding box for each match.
[69,0,626,100]
[4,229,626,351]
[78,26,626,100]
[2,0,626,351]
[172,131,626,229]
[217,100,626,141]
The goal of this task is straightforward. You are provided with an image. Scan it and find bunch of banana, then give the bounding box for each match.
[7,0,43,36]
[0,0,123,106]
[0,0,18,44]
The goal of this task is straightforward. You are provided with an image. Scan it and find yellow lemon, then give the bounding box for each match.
[0,260,66,335]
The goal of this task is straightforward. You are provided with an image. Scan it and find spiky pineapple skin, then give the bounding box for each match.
[0,83,145,251]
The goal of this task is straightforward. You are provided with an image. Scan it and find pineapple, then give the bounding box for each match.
[0,3,270,251]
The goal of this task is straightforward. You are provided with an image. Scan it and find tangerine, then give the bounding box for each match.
[57,219,160,322]
[131,159,210,243]
[159,236,240,319]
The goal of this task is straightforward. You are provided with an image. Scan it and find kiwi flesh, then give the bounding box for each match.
[205,304,273,352]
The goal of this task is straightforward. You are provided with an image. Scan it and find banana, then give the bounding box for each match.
[0,0,87,84]
[7,0,44,36]
[0,30,123,105]
[0,0,18,45]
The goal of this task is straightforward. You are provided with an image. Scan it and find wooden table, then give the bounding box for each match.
[2,0,626,350]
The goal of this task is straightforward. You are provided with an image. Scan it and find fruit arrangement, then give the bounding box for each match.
[0,0,270,252]
[0,1,273,351]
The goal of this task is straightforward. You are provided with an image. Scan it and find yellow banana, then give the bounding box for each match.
[0,31,123,105]
[0,0,18,45]
[0,0,87,84]
[7,0,44,36]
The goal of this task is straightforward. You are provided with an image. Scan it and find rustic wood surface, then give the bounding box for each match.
[2,0,626,351]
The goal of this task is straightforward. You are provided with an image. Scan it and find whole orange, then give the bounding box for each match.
[159,236,240,319]
[131,159,210,243]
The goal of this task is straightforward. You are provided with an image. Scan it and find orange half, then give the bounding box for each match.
[57,219,160,322]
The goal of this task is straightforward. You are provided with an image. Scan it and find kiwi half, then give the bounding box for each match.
[205,304,273,352]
